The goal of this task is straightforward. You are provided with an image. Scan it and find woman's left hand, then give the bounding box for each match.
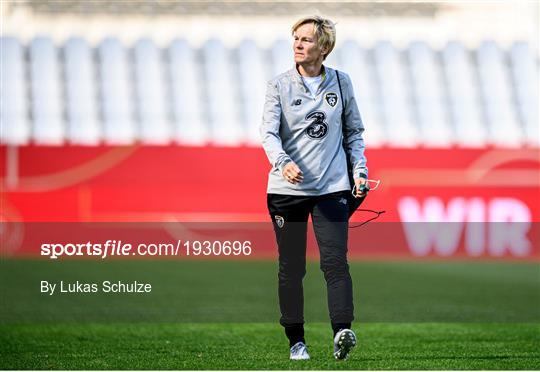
[354,177,367,198]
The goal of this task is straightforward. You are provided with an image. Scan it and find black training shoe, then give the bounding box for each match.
[333,328,356,360]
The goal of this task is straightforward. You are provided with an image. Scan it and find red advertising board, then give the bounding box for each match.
[1,145,539,259]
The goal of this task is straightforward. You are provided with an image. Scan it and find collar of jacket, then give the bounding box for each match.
[290,64,329,93]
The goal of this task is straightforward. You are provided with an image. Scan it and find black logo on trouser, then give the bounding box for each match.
[304,111,328,139]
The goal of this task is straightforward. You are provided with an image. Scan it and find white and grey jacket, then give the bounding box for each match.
[260,65,368,196]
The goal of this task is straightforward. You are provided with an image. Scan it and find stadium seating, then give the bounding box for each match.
[477,41,523,147]
[373,41,419,147]
[202,39,243,146]
[98,37,136,144]
[334,40,385,147]
[1,37,29,145]
[133,38,171,144]
[237,39,267,146]
[442,41,487,148]
[408,41,453,147]
[510,42,539,147]
[64,37,101,145]
[0,36,538,148]
[29,37,65,145]
[168,39,208,146]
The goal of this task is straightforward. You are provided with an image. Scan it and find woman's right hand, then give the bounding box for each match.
[282,162,303,184]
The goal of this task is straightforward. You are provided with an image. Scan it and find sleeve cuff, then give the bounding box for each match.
[276,158,292,173]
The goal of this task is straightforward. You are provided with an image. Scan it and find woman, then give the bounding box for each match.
[260,15,368,361]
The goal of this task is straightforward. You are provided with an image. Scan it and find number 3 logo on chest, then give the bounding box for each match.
[304,111,329,140]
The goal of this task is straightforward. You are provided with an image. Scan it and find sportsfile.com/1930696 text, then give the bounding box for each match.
[40,240,252,259]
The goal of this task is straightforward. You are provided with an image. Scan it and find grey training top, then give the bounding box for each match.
[260,65,368,196]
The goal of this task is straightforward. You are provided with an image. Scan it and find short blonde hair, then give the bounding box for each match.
[291,15,336,60]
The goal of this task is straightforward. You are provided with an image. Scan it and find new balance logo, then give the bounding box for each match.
[292,99,302,106]
[339,198,348,205]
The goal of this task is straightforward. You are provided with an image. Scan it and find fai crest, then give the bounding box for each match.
[325,92,338,107]
[275,215,285,228]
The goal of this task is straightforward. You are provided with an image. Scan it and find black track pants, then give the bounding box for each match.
[267,191,354,330]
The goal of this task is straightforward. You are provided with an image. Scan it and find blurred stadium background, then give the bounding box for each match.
[1,3,539,369]
[0,0,539,259]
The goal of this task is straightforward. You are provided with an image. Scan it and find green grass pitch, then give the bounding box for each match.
[2,322,539,369]
[1,260,539,369]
